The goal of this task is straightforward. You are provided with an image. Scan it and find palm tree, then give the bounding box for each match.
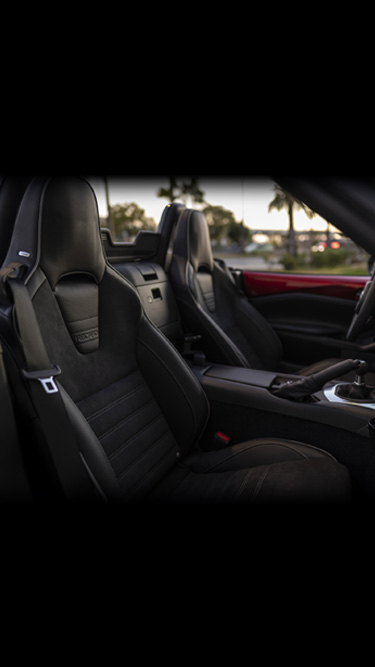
[157,177,205,207]
[268,184,315,256]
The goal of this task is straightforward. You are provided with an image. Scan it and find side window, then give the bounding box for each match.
[202,178,370,277]
[88,176,370,276]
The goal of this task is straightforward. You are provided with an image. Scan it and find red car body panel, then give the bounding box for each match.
[242,271,368,301]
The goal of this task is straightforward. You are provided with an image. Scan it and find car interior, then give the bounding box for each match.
[1,174,375,518]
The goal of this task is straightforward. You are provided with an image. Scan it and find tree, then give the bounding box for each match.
[227,220,252,252]
[202,204,252,251]
[157,177,205,207]
[268,184,315,256]
[202,204,237,244]
[111,202,156,241]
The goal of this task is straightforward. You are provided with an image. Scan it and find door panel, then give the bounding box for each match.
[242,271,367,300]
[250,292,356,367]
[249,292,355,336]
[241,271,368,368]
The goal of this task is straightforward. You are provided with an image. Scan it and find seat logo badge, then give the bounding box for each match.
[18,250,30,257]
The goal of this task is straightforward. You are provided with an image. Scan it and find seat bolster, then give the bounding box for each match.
[147,438,351,505]
[211,263,283,370]
[185,438,338,473]
[174,438,351,504]
[59,384,122,502]
[136,314,210,456]
[233,297,284,371]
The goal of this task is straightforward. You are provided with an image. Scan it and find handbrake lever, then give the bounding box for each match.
[273,358,365,400]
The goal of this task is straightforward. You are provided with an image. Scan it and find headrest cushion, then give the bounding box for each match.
[173,209,213,273]
[40,176,105,288]
[3,176,106,288]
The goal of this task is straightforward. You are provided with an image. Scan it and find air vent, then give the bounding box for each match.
[142,271,158,281]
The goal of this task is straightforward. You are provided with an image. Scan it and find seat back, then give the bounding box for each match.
[169,208,283,370]
[0,177,209,502]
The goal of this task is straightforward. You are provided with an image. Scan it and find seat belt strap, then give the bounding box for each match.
[1,264,99,503]
[0,339,34,501]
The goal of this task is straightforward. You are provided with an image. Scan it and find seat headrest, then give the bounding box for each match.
[173,209,213,273]
[3,175,106,288]
[0,176,33,267]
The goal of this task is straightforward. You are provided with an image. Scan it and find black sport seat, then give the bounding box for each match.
[0,177,351,507]
[169,208,340,374]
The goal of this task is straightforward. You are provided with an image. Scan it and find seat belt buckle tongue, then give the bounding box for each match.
[21,364,61,394]
[39,376,59,394]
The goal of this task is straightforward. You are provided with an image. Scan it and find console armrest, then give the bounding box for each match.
[205,365,277,388]
[192,363,371,438]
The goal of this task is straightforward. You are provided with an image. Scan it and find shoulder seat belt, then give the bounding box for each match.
[0,338,34,502]
[0,263,103,504]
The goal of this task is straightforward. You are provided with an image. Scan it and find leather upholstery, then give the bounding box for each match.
[0,176,351,505]
[170,208,339,374]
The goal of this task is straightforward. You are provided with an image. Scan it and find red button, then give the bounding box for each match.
[215,431,230,444]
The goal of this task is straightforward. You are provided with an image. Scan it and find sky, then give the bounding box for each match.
[88,176,333,233]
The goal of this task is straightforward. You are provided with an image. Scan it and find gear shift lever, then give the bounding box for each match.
[336,360,370,400]
[273,358,364,400]
[349,360,369,398]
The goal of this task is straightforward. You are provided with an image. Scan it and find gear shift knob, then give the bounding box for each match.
[339,359,370,400]
[353,360,369,387]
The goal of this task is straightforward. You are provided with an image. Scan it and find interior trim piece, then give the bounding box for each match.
[323,383,375,410]
[242,271,367,300]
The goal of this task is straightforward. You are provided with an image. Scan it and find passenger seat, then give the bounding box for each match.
[169,208,341,374]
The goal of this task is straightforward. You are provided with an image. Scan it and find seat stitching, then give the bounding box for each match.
[232,468,257,502]
[78,369,140,406]
[107,413,165,460]
[126,445,178,498]
[86,382,145,423]
[64,315,98,328]
[251,467,270,501]
[219,471,236,501]
[100,397,155,442]
[117,429,176,483]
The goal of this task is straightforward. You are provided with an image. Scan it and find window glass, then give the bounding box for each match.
[89,176,370,276]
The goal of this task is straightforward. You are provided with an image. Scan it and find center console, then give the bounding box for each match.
[192,361,375,440]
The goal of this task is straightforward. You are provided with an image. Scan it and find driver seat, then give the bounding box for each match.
[169,208,340,375]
